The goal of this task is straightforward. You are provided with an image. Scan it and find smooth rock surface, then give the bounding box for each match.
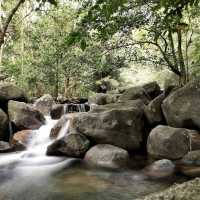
[147,125,191,160]
[143,159,175,179]
[47,133,90,157]
[162,80,200,129]
[34,94,55,115]
[84,144,130,169]
[12,130,33,146]
[8,100,45,130]
[69,100,145,150]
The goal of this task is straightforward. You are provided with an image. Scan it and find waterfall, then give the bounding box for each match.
[63,103,89,114]
[57,120,70,140]
[0,116,75,173]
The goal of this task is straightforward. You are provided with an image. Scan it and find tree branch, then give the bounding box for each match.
[0,0,25,46]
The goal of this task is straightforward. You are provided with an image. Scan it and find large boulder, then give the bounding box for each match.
[34,94,55,115]
[119,82,161,103]
[0,108,9,140]
[0,83,26,102]
[69,100,145,151]
[162,80,200,129]
[119,86,150,103]
[144,93,165,126]
[47,133,90,157]
[8,100,45,131]
[147,125,194,160]
[84,144,130,169]
[88,93,120,105]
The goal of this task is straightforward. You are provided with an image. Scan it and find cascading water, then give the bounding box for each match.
[63,103,89,114]
[0,116,75,174]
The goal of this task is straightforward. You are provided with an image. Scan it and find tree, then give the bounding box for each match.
[0,0,57,50]
[68,0,200,85]
[2,2,124,97]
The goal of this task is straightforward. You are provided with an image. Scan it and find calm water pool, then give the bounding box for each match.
[0,158,187,200]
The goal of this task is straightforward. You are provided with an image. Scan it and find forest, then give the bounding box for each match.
[0,0,200,200]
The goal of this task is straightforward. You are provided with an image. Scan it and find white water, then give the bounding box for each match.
[0,116,75,175]
[64,103,87,114]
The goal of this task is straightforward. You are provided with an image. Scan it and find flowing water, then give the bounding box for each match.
[0,117,187,200]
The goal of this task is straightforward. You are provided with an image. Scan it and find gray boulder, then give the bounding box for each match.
[8,100,45,130]
[34,94,55,115]
[47,133,90,157]
[147,125,192,160]
[119,86,150,103]
[0,83,26,103]
[119,82,161,103]
[84,144,130,169]
[162,80,200,129]
[69,100,145,150]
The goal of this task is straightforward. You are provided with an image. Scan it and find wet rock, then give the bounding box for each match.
[84,144,130,169]
[34,94,55,115]
[12,130,34,147]
[8,100,45,131]
[147,125,191,160]
[47,133,90,157]
[143,159,175,179]
[12,141,26,151]
[50,115,68,139]
[0,141,12,153]
[50,104,64,119]
[162,80,200,129]
[69,100,145,151]
[144,93,165,126]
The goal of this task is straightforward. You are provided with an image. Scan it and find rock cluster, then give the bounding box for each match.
[0,84,46,151]
[47,80,200,174]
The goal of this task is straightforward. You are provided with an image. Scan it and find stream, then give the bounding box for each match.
[0,116,187,200]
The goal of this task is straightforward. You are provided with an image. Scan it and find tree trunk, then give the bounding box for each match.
[177,29,187,85]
